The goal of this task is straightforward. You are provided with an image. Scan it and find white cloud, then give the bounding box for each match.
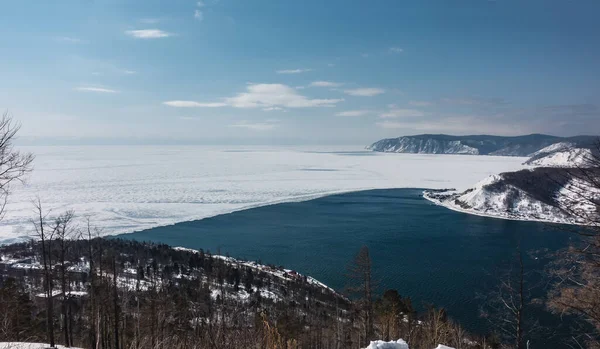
[409,100,433,107]
[197,1,205,7]
[125,29,172,39]
[55,36,85,44]
[194,9,203,21]
[163,101,227,107]
[379,109,425,118]
[327,63,336,67]
[226,84,342,108]
[163,84,343,109]
[229,121,279,131]
[376,121,407,129]
[389,47,403,53]
[310,81,343,88]
[344,88,385,97]
[276,68,312,74]
[335,110,370,117]
[361,53,369,58]
[75,87,119,93]
[124,70,137,75]
[139,18,161,24]
[375,115,517,134]
[263,107,285,111]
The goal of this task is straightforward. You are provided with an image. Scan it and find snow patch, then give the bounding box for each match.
[363,339,409,349]
[362,339,454,349]
[0,343,82,349]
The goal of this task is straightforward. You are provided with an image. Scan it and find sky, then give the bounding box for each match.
[1,0,599,145]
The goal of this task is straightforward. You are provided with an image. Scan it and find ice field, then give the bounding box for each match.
[0,145,527,243]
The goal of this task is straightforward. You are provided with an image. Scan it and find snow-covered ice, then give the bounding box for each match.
[0,145,526,243]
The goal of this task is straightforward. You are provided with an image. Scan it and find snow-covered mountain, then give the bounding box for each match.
[524,142,597,167]
[367,134,597,157]
[366,137,480,154]
[424,167,600,224]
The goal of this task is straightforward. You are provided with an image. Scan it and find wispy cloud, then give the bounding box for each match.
[375,115,517,134]
[276,68,312,74]
[194,9,203,21]
[139,18,161,24]
[123,70,137,75]
[310,81,343,88]
[335,110,370,117]
[125,29,172,39]
[344,88,385,97]
[380,108,425,118]
[55,36,85,44]
[163,101,227,107]
[164,83,343,109]
[229,120,279,131]
[389,47,403,53]
[441,97,506,106]
[263,106,285,111]
[75,87,119,93]
[409,100,433,107]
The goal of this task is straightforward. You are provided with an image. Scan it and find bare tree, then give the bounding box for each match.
[480,247,540,349]
[545,140,600,348]
[54,210,75,347]
[0,112,34,220]
[32,198,58,348]
[347,245,374,346]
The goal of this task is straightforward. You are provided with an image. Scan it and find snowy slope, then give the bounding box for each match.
[525,148,592,167]
[424,168,600,225]
[524,142,595,167]
[366,138,479,154]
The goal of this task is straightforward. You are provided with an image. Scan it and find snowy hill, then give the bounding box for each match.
[524,142,598,167]
[424,168,600,224]
[366,137,480,154]
[367,134,597,157]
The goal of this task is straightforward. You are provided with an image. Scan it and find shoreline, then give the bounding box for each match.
[422,190,582,226]
[172,246,344,299]
[1,186,405,245]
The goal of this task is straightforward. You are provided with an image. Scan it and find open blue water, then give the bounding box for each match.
[121,188,575,343]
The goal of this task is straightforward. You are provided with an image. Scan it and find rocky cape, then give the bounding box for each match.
[367,134,597,157]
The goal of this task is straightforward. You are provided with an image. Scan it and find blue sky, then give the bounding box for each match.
[1,0,599,145]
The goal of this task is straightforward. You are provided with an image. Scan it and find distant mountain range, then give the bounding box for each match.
[367,134,597,157]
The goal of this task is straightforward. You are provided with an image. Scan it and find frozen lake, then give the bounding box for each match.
[0,145,526,243]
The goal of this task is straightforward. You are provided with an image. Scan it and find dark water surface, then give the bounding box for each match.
[121,189,575,343]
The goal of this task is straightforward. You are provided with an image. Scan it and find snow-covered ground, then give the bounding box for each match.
[424,172,600,225]
[362,339,454,349]
[525,144,594,167]
[0,343,82,349]
[0,145,526,243]
[423,176,570,224]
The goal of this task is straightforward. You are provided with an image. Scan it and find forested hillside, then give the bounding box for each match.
[0,239,481,349]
